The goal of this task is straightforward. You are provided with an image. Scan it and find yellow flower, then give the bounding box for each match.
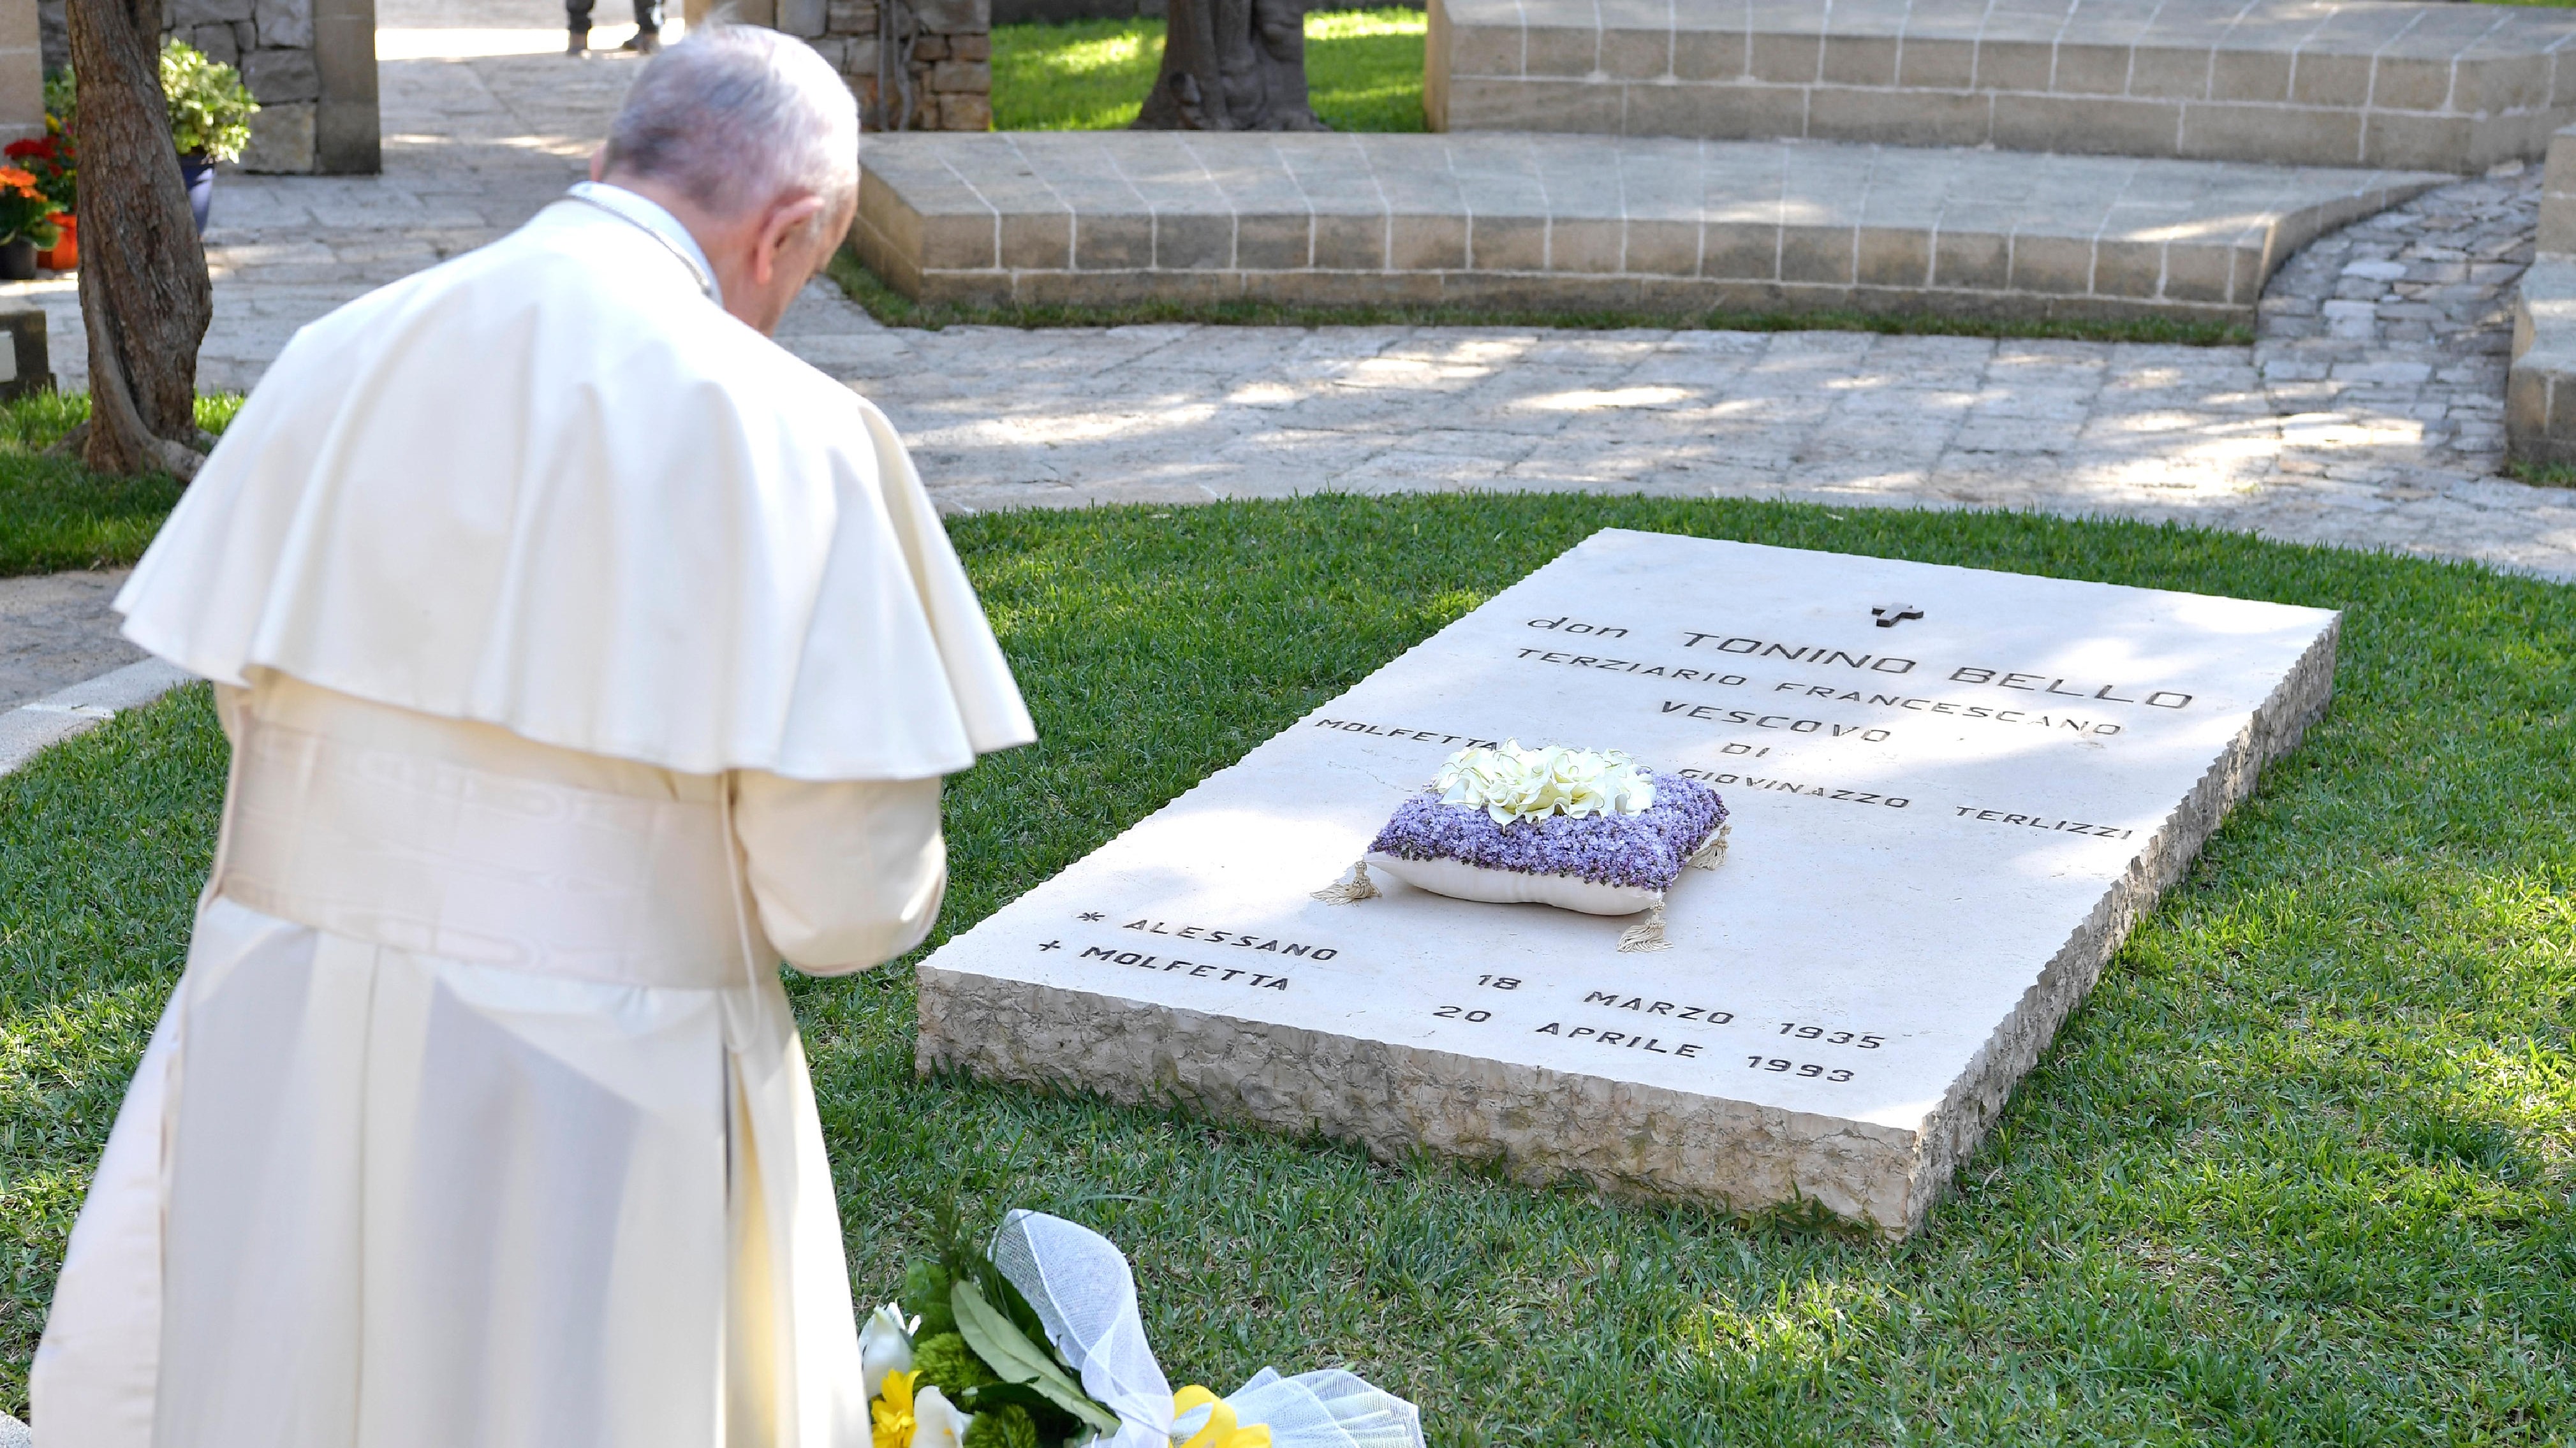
[1174,1386,1274,1448]
[871,1369,919,1448]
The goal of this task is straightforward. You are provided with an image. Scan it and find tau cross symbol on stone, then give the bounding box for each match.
[1039,940,1063,951]
[1870,602,1924,629]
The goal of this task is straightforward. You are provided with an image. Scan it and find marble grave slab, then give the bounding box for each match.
[916,531,2339,1236]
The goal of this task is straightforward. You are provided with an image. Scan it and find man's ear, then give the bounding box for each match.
[753,194,830,284]
[589,145,607,183]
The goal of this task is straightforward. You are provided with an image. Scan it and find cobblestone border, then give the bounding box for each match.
[2258,163,2538,487]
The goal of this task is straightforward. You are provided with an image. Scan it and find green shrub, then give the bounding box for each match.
[160,40,258,163]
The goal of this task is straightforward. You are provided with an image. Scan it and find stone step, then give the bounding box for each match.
[851,132,2442,323]
[1427,0,2576,173]
[2510,121,2575,463]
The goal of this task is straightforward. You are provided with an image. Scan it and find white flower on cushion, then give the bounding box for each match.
[908,1384,971,1448]
[1434,740,1654,824]
[860,1303,917,1402]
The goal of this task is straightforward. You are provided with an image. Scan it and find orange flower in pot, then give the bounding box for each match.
[0,166,60,281]
[6,135,75,270]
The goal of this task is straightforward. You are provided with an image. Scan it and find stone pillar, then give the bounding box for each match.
[311,0,372,172]
[0,0,44,145]
[207,0,374,174]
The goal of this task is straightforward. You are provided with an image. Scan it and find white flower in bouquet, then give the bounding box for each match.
[862,1303,918,1402]
[1434,740,1654,825]
[909,1384,971,1448]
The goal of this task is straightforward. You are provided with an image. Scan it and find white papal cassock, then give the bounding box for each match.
[32,185,1035,1448]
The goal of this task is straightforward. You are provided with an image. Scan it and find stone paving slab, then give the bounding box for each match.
[856,319,2576,580]
[0,568,144,710]
[1429,0,2576,172]
[855,131,2445,323]
[2259,160,2533,483]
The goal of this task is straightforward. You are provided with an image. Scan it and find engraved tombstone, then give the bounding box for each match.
[916,531,2339,1236]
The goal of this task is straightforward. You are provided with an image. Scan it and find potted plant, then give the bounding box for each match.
[0,163,59,280]
[160,39,256,237]
[8,135,75,270]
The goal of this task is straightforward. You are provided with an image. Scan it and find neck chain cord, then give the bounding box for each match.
[563,194,718,302]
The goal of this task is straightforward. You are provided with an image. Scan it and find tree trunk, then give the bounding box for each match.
[1134,0,1325,132]
[70,0,211,479]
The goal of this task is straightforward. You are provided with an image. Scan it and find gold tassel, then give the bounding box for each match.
[1686,822,1730,871]
[1312,858,1380,905]
[1617,902,1670,953]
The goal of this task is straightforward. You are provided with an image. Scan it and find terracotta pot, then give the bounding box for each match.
[38,212,73,270]
[0,237,36,281]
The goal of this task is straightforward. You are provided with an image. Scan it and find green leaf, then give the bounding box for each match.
[950,1280,1122,1437]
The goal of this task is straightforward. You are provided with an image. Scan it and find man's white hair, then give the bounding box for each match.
[603,24,860,219]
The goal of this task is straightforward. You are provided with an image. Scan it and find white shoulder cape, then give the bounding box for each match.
[117,198,1034,781]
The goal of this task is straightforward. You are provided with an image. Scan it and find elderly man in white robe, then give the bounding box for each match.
[30,26,1033,1448]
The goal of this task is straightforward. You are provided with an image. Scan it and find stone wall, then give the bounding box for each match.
[32,0,378,173]
[163,0,377,173]
[712,0,990,131]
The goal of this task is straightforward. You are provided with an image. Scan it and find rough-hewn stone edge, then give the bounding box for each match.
[916,972,1928,1231]
[1899,613,2339,1235]
[2509,256,2576,464]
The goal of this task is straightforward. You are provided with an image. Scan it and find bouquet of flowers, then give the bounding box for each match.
[864,1206,1424,1448]
[1316,742,1728,953]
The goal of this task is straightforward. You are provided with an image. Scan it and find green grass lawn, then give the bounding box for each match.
[7,496,2576,1442]
[0,393,240,578]
[2506,458,2576,489]
[993,8,1426,131]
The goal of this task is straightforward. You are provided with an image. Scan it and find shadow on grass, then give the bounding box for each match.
[992,7,1426,133]
[0,393,244,579]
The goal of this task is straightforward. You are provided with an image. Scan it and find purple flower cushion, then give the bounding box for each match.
[1362,772,1728,916]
